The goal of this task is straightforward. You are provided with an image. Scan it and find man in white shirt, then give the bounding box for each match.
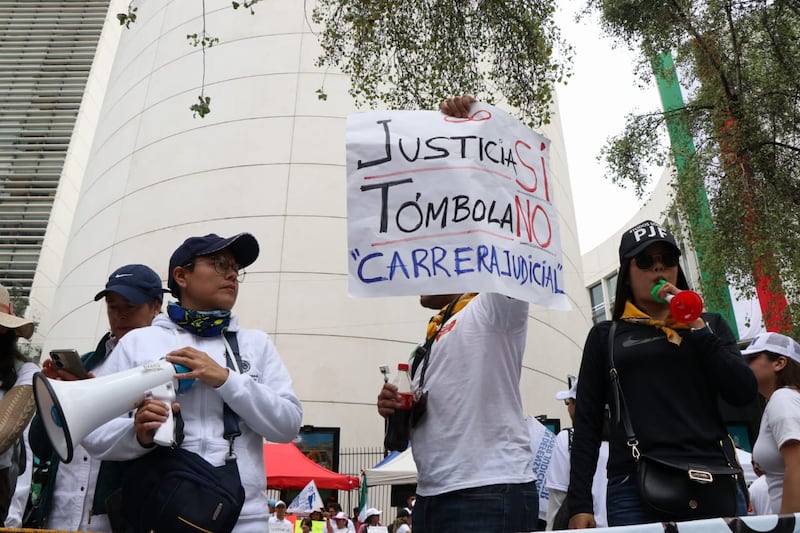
[268,500,292,529]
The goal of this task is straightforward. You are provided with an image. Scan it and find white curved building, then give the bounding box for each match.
[30,0,591,449]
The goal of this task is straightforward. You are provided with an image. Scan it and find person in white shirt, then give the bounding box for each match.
[394,508,412,533]
[83,232,302,533]
[545,377,608,529]
[328,511,355,533]
[268,500,292,527]
[27,264,166,531]
[748,475,771,515]
[357,507,381,533]
[745,332,800,514]
[377,96,538,533]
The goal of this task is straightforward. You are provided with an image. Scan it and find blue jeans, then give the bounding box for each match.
[606,473,748,526]
[413,481,539,533]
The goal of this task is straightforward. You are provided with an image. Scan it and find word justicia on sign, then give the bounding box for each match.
[356,119,551,198]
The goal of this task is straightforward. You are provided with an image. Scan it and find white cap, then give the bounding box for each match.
[555,378,578,401]
[275,500,286,508]
[364,508,382,519]
[333,512,348,520]
[741,332,800,364]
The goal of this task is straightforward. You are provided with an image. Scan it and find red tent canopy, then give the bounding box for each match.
[263,442,360,490]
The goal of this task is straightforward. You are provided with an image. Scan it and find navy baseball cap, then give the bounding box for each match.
[167,233,259,296]
[94,264,169,305]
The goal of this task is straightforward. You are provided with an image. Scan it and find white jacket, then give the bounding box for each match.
[82,314,303,533]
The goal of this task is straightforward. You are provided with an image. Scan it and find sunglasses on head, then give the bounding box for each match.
[633,252,680,270]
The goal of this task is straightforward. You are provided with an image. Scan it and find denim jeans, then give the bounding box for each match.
[413,481,539,533]
[606,473,748,526]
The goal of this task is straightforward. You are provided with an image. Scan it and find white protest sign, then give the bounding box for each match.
[346,103,569,309]
[288,479,323,515]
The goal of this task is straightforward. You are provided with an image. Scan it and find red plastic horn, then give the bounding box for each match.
[651,280,704,322]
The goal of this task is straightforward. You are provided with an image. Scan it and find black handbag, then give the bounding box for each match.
[607,321,740,520]
[119,332,246,533]
[635,454,738,517]
[121,446,245,533]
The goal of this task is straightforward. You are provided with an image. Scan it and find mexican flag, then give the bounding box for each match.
[356,471,368,523]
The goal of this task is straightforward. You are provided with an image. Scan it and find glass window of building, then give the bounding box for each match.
[589,283,605,324]
[606,272,618,310]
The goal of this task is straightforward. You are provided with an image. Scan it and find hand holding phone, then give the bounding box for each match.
[49,349,89,380]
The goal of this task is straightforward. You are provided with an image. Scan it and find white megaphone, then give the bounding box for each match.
[33,360,191,463]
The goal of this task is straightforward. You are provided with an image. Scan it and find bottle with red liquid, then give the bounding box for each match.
[383,363,414,452]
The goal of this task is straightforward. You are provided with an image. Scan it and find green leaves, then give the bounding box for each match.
[312,0,572,127]
[190,95,212,118]
[186,33,219,48]
[116,5,137,28]
[232,0,260,15]
[592,0,800,334]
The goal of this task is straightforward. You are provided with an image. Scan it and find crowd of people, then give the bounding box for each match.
[0,96,795,533]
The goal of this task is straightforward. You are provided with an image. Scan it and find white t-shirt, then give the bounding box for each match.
[396,524,411,533]
[749,475,771,515]
[544,429,608,528]
[328,519,355,533]
[0,362,37,469]
[411,293,533,496]
[752,387,800,514]
[267,516,293,532]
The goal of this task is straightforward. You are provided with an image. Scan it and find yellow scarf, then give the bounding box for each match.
[425,293,478,341]
[621,300,690,346]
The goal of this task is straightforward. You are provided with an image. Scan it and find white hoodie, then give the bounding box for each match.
[83,314,303,533]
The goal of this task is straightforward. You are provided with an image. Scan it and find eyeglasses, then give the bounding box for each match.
[184,255,246,282]
[633,252,680,270]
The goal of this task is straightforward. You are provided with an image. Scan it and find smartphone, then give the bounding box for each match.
[49,349,89,379]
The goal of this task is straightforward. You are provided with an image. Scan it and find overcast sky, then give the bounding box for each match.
[553,3,664,253]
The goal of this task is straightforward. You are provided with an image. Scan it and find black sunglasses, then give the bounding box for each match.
[633,252,680,270]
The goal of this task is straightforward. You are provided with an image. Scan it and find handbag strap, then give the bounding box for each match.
[222,331,242,456]
[607,321,641,461]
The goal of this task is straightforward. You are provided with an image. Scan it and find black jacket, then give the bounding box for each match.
[566,313,757,517]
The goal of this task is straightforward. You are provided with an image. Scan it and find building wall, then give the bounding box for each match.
[32,0,592,447]
[0,0,117,307]
[27,0,128,347]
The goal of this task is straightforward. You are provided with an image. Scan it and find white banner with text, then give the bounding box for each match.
[346,104,569,310]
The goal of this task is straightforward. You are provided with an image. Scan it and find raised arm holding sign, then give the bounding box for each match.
[372,96,543,533]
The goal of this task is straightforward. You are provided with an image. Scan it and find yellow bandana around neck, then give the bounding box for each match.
[425,293,478,341]
[620,300,690,346]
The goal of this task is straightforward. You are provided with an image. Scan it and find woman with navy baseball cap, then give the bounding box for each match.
[83,232,302,533]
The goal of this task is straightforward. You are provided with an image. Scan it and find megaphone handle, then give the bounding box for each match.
[146,383,176,447]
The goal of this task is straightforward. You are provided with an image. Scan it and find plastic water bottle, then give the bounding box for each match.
[383,363,413,452]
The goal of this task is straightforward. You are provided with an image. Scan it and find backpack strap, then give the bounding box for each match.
[222,332,242,453]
